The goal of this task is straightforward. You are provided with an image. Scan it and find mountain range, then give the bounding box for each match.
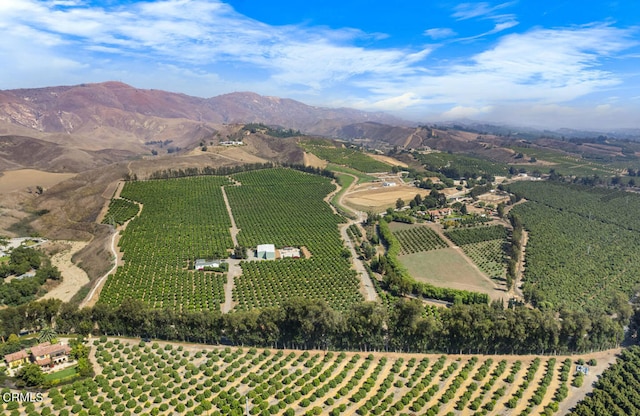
[0,81,407,151]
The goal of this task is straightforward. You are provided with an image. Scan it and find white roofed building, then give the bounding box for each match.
[256,244,276,260]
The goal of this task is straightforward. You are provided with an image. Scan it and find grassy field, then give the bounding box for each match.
[300,141,391,173]
[43,365,78,382]
[399,247,503,301]
[4,337,618,416]
[326,163,376,182]
[330,173,356,218]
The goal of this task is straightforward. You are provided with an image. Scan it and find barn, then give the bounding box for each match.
[256,244,276,260]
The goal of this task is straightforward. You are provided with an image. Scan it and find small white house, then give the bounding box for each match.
[195,259,221,270]
[257,244,276,260]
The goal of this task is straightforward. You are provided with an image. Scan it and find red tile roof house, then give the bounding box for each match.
[30,342,72,369]
[4,350,29,369]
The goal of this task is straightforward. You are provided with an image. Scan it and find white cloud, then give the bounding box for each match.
[0,1,638,128]
[424,28,457,39]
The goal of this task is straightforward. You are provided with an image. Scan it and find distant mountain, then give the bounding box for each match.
[0,82,408,153]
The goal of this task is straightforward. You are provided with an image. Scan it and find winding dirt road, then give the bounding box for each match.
[335,173,378,302]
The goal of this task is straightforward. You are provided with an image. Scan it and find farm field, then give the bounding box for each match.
[413,152,510,178]
[343,184,425,212]
[2,337,619,416]
[506,181,640,311]
[444,226,509,280]
[98,175,235,311]
[398,247,503,301]
[101,198,140,226]
[97,168,364,312]
[223,169,362,311]
[569,345,640,415]
[506,146,620,177]
[300,141,391,173]
[389,223,448,255]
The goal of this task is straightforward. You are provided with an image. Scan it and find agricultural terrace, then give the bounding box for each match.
[101,198,140,226]
[99,176,233,310]
[507,145,620,177]
[444,225,509,280]
[3,337,614,416]
[227,169,362,311]
[413,152,509,179]
[506,181,640,312]
[300,140,391,173]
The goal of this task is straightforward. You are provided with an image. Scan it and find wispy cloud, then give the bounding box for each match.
[0,0,637,128]
[452,1,517,21]
[424,28,457,39]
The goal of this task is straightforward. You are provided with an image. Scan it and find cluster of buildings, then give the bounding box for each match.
[257,244,301,260]
[4,341,72,373]
[194,244,301,270]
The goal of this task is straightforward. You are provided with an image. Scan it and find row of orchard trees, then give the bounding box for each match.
[0,296,630,356]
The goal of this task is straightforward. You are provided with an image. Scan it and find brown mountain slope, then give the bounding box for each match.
[0,135,135,173]
[0,82,408,154]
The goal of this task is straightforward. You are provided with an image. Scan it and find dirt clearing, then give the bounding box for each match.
[368,154,408,167]
[343,184,424,212]
[303,151,327,168]
[41,240,91,303]
[0,169,76,194]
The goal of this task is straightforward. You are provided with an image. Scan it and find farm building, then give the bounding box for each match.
[195,259,222,270]
[428,208,453,219]
[279,247,301,259]
[257,244,276,260]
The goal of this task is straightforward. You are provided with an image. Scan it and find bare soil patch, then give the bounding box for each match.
[41,240,91,303]
[343,183,423,212]
[0,169,76,194]
[303,151,328,168]
[368,154,408,167]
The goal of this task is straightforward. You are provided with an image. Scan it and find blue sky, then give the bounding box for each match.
[1,0,639,129]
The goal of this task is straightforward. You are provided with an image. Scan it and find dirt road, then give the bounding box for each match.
[336,173,377,302]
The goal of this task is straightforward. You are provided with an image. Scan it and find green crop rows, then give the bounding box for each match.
[301,141,391,173]
[99,176,233,311]
[444,226,509,279]
[227,169,362,311]
[571,346,640,415]
[444,225,508,246]
[101,199,140,226]
[391,226,448,255]
[98,169,363,312]
[3,337,581,416]
[414,152,509,178]
[507,181,640,311]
